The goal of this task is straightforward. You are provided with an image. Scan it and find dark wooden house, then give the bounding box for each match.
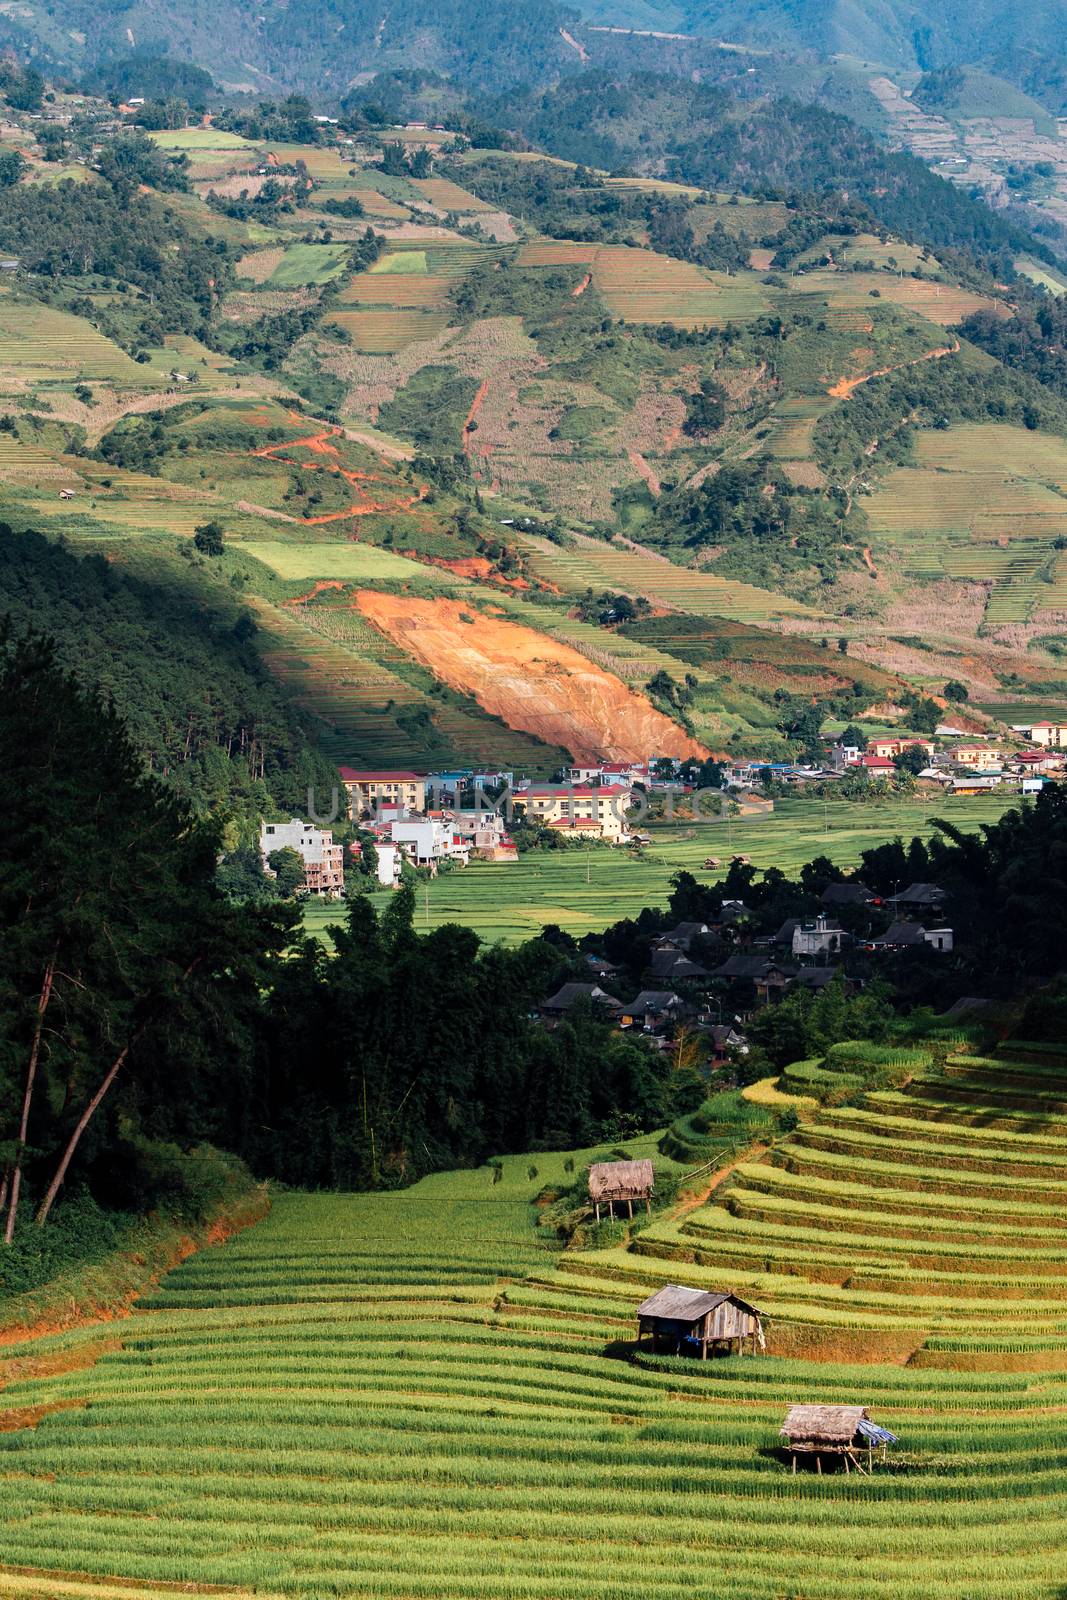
[588,1159,654,1221]
[779,1404,897,1474]
[636,1284,764,1358]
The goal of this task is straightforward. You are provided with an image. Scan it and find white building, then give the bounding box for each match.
[260,819,345,896]
[390,818,470,870]
[792,914,845,959]
[375,842,400,887]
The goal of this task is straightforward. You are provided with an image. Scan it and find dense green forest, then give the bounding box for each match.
[959,299,1067,402]
[0,530,336,823]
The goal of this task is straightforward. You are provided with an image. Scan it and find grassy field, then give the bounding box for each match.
[265,243,352,288]
[305,794,1009,945]
[2,1074,1066,1600]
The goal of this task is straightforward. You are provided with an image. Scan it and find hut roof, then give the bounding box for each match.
[636,1284,761,1323]
[589,1159,654,1202]
[780,1404,870,1444]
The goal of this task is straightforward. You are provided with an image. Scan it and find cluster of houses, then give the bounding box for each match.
[718,723,1067,796]
[537,877,954,1047]
[823,723,1067,795]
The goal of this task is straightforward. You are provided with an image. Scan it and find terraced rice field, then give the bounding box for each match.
[305,795,1009,945]
[410,177,494,211]
[238,541,447,584]
[339,275,452,307]
[865,422,1067,622]
[592,247,771,326]
[591,1046,1067,1361]
[326,309,453,352]
[0,296,150,383]
[790,269,1001,327]
[3,1082,1066,1600]
[516,531,815,622]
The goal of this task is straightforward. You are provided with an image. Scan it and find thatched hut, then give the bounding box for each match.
[636,1285,764,1358]
[588,1159,654,1221]
[779,1405,897,1474]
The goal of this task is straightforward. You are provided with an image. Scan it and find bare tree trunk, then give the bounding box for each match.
[34,1038,132,1228]
[35,958,201,1228]
[4,952,57,1244]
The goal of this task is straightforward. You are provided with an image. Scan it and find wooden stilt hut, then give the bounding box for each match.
[588,1159,654,1222]
[636,1285,765,1358]
[779,1405,897,1474]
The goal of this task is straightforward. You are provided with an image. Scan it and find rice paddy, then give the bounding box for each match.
[0,295,153,384]
[865,422,1067,621]
[325,309,453,353]
[304,794,1010,945]
[2,1055,1066,1600]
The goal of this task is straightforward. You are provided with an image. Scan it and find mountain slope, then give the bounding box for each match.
[574,1,1067,78]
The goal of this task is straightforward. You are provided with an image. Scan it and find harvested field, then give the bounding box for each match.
[325,309,452,353]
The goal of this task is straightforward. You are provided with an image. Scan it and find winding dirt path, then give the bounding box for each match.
[827,338,960,400]
[559,26,589,60]
[250,425,426,523]
[462,377,492,460]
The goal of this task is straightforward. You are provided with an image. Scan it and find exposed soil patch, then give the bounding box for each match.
[354,592,708,763]
[250,425,426,522]
[827,339,960,399]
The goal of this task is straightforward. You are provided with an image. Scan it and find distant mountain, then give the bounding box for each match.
[0,0,585,93]
[573,1,1067,82]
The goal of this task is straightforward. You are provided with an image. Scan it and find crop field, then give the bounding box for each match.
[599,1046,1067,1355]
[237,540,451,585]
[340,275,452,307]
[516,531,815,623]
[592,247,772,326]
[264,243,352,288]
[4,1092,1067,1600]
[306,794,1009,945]
[865,422,1067,621]
[410,177,494,212]
[788,269,1001,326]
[326,309,453,352]
[150,128,253,151]
[0,295,151,384]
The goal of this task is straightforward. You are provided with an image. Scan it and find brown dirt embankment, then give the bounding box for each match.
[354,592,708,764]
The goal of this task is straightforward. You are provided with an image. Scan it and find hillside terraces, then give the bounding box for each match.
[557,1046,1067,1368]
[3,1129,1067,1598]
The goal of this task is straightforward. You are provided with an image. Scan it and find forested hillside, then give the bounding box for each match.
[574,0,1067,88]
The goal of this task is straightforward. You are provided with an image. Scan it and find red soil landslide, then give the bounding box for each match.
[354,592,708,763]
[573,272,592,297]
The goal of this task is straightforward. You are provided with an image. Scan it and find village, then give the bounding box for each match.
[251,734,1029,1074]
[258,715,1067,900]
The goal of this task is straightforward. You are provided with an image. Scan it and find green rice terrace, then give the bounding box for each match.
[3,1042,1067,1600]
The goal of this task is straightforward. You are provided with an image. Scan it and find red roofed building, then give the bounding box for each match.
[518,783,632,841]
[340,769,427,817]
